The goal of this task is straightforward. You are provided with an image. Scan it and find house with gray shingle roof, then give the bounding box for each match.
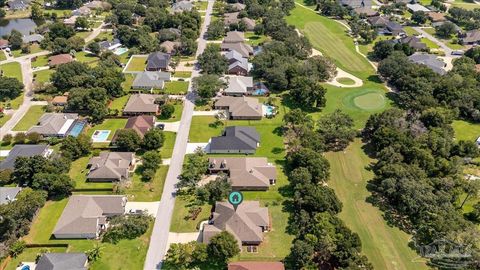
[0,187,21,205]
[208,157,277,190]
[0,144,51,170]
[462,30,480,45]
[229,3,246,11]
[146,51,171,71]
[338,0,371,8]
[53,195,126,239]
[408,53,446,75]
[221,42,253,58]
[87,152,135,182]
[172,0,193,12]
[209,126,260,154]
[28,113,78,137]
[214,96,262,120]
[224,12,240,26]
[224,31,245,43]
[22,34,44,44]
[36,253,88,270]
[202,201,269,246]
[131,71,170,90]
[222,76,254,96]
[123,94,160,115]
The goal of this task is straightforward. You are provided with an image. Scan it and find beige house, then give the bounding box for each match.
[87,152,135,182]
[123,94,160,115]
[214,96,262,120]
[203,201,269,247]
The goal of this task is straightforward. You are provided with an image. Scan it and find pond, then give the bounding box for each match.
[0,18,39,37]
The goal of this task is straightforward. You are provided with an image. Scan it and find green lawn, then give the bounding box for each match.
[109,94,130,111]
[75,51,99,64]
[172,71,192,78]
[33,69,54,84]
[0,51,6,61]
[286,4,374,79]
[69,156,114,190]
[12,43,44,58]
[452,120,480,142]
[0,95,23,110]
[170,195,212,232]
[194,0,208,10]
[164,81,189,94]
[245,31,270,46]
[127,165,168,201]
[325,139,429,270]
[125,56,147,72]
[0,62,22,81]
[451,0,479,10]
[157,103,183,122]
[32,55,49,68]
[160,131,176,158]
[12,105,45,131]
[122,73,135,91]
[0,114,12,127]
[86,119,128,141]
[5,247,67,270]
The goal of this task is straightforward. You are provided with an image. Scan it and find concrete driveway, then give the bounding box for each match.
[186,143,209,154]
[192,110,220,116]
[125,201,160,216]
[167,232,201,247]
[155,121,180,132]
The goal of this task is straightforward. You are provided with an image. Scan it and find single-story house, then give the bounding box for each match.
[393,35,427,50]
[407,3,430,12]
[408,53,446,75]
[224,12,240,26]
[224,31,245,43]
[113,115,155,142]
[131,71,170,90]
[368,16,390,28]
[7,0,29,10]
[53,195,126,239]
[228,262,285,270]
[214,96,262,120]
[221,42,253,58]
[222,76,254,96]
[354,7,379,17]
[203,201,269,246]
[432,21,462,34]
[72,6,92,16]
[0,144,51,170]
[0,39,9,49]
[36,253,88,270]
[229,3,246,11]
[160,40,181,54]
[48,54,74,67]
[98,38,122,51]
[338,0,372,8]
[22,34,44,44]
[241,17,256,31]
[428,12,446,22]
[51,95,68,106]
[146,51,171,71]
[87,152,135,182]
[84,0,105,9]
[385,21,405,36]
[462,30,480,45]
[172,0,193,12]
[123,93,160,115]
[0,187,21,205]
[208,157,277,190]
[210,126,260,154]
[28,113,79,137]
[63,16,78,26]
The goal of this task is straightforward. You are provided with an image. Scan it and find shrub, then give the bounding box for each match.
[102,214,152,244]
[9,240,26,258]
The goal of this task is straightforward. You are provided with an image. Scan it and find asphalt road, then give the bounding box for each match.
[143,1,215,269]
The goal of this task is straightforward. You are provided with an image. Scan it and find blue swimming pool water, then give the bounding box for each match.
[68,121,86,137]
[114,47,128,55]
[264,105,275,116]
[91,130,111,142]
[252,89,267,96]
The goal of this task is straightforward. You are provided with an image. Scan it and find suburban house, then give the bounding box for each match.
[354,7,378,17]
[131,71,171,90]
[407,3,430,12]
[202,201,269,247]
[63,16,78,26]
[51,94,68,106]
[428,12,446,22]
[28,113,79,137]
[225,50,250,75]
[241,17,256,31]
[221,31,253,58]
[53,195,127,239]
[160,40,181,54]
[36,253,88,270]
[146,51,171,71]
[123,94,160,115]
[0,39,9,49]
[224,31,245,43]
[389,36,427,51]
[84,0,105,9]
[209,126,260,154]
[229,3,246,11]
[385,21,405,36]
[214,96,262,120]
[48,54,74,67]
[223,76,254,96]
[368,16,390,28]
[113,115,155,141]
[22,34,44,44]
[98,39,122,52]
[7,0,29,10]
[87,152,135,182]
[72,6,92,16]
[0,187,21,205]
[408,53,446,75]
[0,144,51,170]
[228,262,285,270]
[224,12,240,26]
[338,0,371,9]
[172,0,193,12]
[207,157,277,190]
[462,30,480,45]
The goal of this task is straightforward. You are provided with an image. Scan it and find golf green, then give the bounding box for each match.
[336,77,356,85]
[343,90,386,111]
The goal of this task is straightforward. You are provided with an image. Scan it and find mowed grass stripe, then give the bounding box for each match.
[325,140,428,270]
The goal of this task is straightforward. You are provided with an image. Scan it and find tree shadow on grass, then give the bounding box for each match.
[281,95,321,114]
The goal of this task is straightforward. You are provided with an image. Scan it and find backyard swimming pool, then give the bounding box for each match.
[113,47,128,55]
[67,120,86,137]
[263,105,275,116]
[91,130,111,142]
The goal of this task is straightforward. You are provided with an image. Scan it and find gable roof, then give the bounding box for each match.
[228,262,285,270]
[208,157,276,188]
[223,76,253,94]
[203,201,269,245]
[172,0,193,12]
[36,253,88,270]
[241,17,256,30]
[368,16,390,27]
[132,71,170,89]
[407,3,430,12]
[339,0,372,8]
[49,54,74,66]
[398,36,427,49]
[22,34,44,43]
[210,126,260,152]
[28,113,78,136]
[53,195,126,236]
[224,31,245,43]
[224,12,240,25]
[0,144,50,170]
[229,3,246,11]
[215,96,261,118]
[408,53,446,75]
[146,51,171,70]
[160,40,181,53]
[124,115,155,137]
[87,152,134,180]
[0,187,21,205]
[229,58,249,73]
[221,42,253,57]
[123,94,160,113]
[463,30,480,44]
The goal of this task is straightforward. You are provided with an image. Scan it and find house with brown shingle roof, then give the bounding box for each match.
[224,31,245,43]
[207,157,276,190]
[53,195,126,239]
[113,115,155,142]
[123,94,160,115]
[214,96,262,120]
[51,95,68,106]
[224,12,240,26]
[160,40,181,54]
[202,201,269,246]
[87,152,135,182]
[462,30,480,45]
[228,262,285,270]
[0,39,9,49]
[48,54,74,67]
[241,17,256,31]
[428,12,446,22]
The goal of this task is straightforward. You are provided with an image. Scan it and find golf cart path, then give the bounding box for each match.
[310,48,363,88]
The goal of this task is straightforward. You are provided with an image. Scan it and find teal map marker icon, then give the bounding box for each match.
[228,191,243,211]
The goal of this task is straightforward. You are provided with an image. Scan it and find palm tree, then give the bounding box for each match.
[86,243,103,262]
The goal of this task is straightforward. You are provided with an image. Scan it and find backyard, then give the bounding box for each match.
[164,81,189,94]
[33,69,54,84]
[12,105,45,131]
[125,56,147,72]
[0,62,23,81]
[86,118,128,142]
[452,120,480,142]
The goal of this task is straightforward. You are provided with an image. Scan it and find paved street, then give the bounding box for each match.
[413,27,455,56]
[143,1,215,269]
